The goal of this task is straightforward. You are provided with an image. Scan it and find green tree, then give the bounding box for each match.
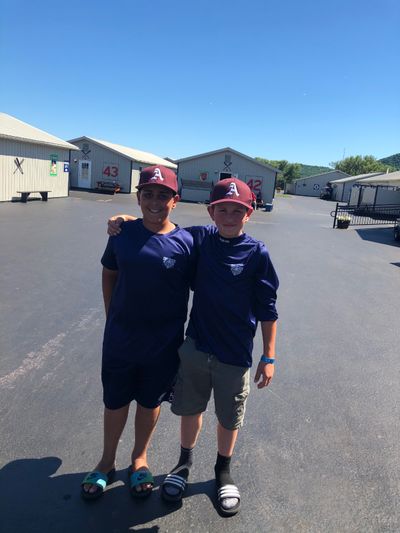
[255,158,301,186]
[331,155,393,176]
[284,163,301,182]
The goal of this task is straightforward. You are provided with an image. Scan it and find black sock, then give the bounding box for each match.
[169,445,193,479]
[214,453,234,488]
[176,445,193,473]
[163,446,193,495]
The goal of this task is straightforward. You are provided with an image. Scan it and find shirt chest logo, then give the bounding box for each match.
[230,263,244,276]
[163,257,176,269]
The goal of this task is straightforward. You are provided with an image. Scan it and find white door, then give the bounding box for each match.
[78,160,92,188]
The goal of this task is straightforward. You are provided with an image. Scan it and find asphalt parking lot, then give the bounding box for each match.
[1,192,399,533]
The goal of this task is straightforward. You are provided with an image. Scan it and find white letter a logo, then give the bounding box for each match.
[151,168,164,181]
[226,182,239,197]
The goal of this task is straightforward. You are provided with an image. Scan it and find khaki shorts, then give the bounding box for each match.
[172,337,250,430]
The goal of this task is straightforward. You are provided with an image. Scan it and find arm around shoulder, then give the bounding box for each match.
[108,214,137,236]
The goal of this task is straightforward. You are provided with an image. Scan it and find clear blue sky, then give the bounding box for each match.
[1,0,399,166]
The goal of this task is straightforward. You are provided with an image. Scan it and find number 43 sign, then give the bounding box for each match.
[103,164,119,178]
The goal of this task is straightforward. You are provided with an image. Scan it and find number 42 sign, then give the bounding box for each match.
[246,178,263,192]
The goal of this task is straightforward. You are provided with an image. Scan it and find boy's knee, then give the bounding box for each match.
[216,413,245,431]
[214,376,250,430]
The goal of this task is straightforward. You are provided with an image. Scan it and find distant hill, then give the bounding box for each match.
[256,157,332,179]
[379,153,400,170]
[259,154,398,180]
[299,164,332,178]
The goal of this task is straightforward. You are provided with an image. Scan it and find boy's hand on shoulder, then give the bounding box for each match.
[107,214,136,236]
[254,361,274,389]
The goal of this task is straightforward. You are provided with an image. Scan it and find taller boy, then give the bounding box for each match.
[81,166,193,500]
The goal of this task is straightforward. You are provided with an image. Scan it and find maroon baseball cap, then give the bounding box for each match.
[210,178,253,210]
[137,165,178,193]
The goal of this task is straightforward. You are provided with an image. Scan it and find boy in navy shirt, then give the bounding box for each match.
[107,179,279,516]
[81,166,194,500]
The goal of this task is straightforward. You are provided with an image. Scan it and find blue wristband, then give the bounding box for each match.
[260,356,275,364]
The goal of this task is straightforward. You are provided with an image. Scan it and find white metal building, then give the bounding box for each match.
[330,172,384,203]
[67,137,177,193]
[0,113,78,202]
[349,171,400,207]
[176,147,279,205]
[292,170,349,197]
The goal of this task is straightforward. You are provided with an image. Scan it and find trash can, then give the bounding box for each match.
[264,203,273,212]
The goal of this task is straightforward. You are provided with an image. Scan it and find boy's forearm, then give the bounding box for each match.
[107,214,137,236]
[260,320,277,358]
[254,320,277,389]
[102,268,118,316]
[114,214,136,222]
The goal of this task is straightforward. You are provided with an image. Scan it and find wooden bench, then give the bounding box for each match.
[17,190,51,203]
[96,180,121,194]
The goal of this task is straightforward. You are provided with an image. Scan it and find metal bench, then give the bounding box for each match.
[16,190,51,203]
[96,180,121,194]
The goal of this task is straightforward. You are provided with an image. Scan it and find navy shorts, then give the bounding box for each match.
[102,352,179,410]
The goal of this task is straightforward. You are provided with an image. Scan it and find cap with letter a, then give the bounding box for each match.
[137,165,178,193]
[210,178,253,210]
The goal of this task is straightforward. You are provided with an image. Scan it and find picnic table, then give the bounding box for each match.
[96,180,121,193]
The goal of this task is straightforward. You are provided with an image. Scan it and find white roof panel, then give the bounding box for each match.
[68,136,177,169]
[176,147,281,173]
[0,113,79,150]
[356,170,400,186]
[330,172,384,184]
[294,170,349,182]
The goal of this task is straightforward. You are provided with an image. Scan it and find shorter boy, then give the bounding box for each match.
[162,179,279,516]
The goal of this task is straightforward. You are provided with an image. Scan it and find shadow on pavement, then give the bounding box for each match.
[0,457,217,533]
[355,226,399,247]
